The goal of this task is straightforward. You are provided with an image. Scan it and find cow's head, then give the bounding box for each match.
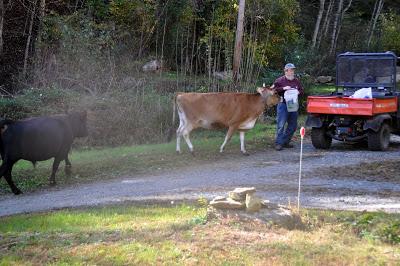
[68,111,88,138]
[257,87,280,107]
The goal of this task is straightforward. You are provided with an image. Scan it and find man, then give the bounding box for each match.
[272,63,304,151]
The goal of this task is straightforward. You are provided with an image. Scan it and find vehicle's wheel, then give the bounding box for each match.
[368,123,391,151]
[311,127,332,149]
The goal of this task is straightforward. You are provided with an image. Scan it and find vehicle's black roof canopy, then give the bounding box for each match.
[336,52,398,90]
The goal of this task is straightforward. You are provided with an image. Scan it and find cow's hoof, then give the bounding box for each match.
[49,181,56,187]
[65,166,72,176]
[242,151,250,156]
[13,189,23,195]
[176,150,182,155]
[190,151,196,157]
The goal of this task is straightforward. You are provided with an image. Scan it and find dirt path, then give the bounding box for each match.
[1,139,400,216]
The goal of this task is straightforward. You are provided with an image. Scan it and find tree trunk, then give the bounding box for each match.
[328,0,343,55]
[331,0,352,54]
[232,0,245,84]
[138,28,144,58]
[0,0,4,56]
[23,0,37,79]
[37,0,46,43]
[74,0,80,11]
[190,20,196,74]
[160,13,167,74]
[208,8,214,87]
[367,0,384,49]
[318,0,334,49]
[39,0,45,18]
[311,0,326,49]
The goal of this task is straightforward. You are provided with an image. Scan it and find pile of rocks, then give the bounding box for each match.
[315,75,333,84]
[208,187,303,229]
[209,187,266,212]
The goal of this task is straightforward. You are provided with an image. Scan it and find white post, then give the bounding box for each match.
[298,127,305,211]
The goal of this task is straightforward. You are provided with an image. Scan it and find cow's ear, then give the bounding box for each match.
[257,87,272,97]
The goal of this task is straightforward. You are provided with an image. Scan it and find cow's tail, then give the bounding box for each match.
[167,93,178,142]
[0,119,14,160]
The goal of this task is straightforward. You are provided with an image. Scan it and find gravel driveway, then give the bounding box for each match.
[1,138,400,217]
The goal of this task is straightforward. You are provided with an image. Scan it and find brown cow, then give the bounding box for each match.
[174,87,279,155]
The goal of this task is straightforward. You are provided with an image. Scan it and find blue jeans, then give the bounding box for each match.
[276,102,298,145]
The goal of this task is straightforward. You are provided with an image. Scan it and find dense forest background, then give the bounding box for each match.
[0,0,399,146]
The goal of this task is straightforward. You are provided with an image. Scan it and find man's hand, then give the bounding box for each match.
[283,86,291,91]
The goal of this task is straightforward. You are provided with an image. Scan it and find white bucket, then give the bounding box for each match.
[284,89,299,112]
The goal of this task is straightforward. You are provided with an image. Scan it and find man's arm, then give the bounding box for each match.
[272,77,287,94]
[297,79,304,96]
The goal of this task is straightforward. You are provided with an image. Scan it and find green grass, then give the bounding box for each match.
[306,84,336,96]
[0,205,399,265]
[0,122,278,194]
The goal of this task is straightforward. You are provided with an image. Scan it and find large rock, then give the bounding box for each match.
[228,187,256,201]
[245,194,262,212]
[261,200,279,209]
[315,75,333,84]
[209,197,245,210]
[142,60,162,72]
[207,205,303,230]
[211,196,226,202]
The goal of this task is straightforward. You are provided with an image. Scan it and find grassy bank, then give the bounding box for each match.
[0,122,279,194]
[0,204,398,265]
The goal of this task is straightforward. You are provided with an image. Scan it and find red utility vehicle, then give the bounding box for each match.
[306,52,399,151]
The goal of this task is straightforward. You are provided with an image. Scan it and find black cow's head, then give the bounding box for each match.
[68,111,88,138]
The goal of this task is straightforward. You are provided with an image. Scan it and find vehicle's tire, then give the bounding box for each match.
[367,123,391,151]
[311,127,332,149]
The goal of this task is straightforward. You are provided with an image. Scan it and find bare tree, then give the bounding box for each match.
[329,0,352,55]
[36,0,45,45]
[367,0,384,48]
[23,0,38,79]
[0,0,4,57]
[311,0,326,49]
[39,0,45,19]
[329,0,343,55]
[331,0,352,54]
[317,0,334,49]
[233,0,245,84]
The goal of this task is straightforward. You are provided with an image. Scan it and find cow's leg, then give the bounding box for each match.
[182,127,194,155]
[65,156,72,176]
[176,125,183,154]
[239,131,249,155]
[220,127,236,153]
[50,157,63,186]
[176,112,185,154]
[1,161,22,195]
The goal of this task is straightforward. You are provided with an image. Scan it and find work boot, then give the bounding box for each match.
[275,144,283,151]
[283,143,294,148]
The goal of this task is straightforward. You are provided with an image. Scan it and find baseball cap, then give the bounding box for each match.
[284,63,296,70]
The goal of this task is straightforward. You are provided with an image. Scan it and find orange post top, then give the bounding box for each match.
[307,96,398,116]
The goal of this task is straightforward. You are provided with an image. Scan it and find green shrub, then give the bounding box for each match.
[0,87,78,120]
[0,86,173,147]
[351,212,400,245]
[377,221,400,244]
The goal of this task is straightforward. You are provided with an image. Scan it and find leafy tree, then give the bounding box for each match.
[381,11,400,54]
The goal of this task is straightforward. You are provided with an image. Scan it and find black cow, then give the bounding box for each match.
[0,111,88,195]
